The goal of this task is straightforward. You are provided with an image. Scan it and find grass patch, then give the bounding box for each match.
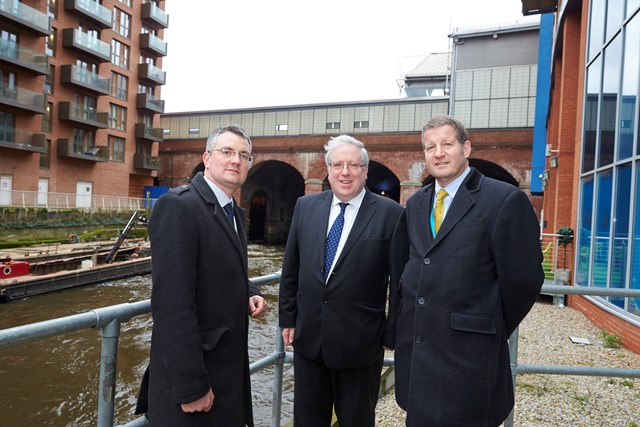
[600,329,623,349]
[517,381,548,397]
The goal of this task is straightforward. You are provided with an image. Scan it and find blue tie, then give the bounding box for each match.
[324,202,348,282]
[223,203,234,228]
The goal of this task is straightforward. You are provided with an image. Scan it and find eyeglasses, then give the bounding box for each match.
[329,162,365,172]
[210,148,253,163]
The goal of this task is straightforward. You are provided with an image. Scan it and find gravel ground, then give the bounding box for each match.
[375,298,640,426]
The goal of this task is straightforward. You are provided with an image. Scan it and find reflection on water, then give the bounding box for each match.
[0,244,292,427]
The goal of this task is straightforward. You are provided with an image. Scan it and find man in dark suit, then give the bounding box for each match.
[392,115,544,426]
[279,134,407,427]
[136,125,267,426]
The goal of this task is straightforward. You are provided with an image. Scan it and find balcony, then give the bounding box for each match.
[60,64,110,95]
[0,128,45,153]
[136,93,165,113]
[137,62,166,85]
[58,102,108,129]
[134,153,161,171]
[0,0,50,36]
[56,138,108,162]
[64,0,112,28]
[62,28,111,62]
[141,2,168,29]
[139,33,167,57]
[0,85,46,114]
[135,123,163,142]
[0,39,48,75]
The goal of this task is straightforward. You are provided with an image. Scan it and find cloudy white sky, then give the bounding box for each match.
[161,0,536,112]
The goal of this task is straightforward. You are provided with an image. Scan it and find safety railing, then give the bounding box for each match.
[0,189,159,211]
[1,278,639,427]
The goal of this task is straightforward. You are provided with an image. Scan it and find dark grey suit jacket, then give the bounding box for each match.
[393,168,544,427]
[136,172,261,427]
[279,189,407,370]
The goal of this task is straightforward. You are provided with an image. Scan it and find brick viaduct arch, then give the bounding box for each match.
[159,129,539,243]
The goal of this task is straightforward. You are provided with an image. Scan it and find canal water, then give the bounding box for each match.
[0,244,293,427]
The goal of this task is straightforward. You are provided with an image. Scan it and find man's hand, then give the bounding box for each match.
[181,388,214,413]
[249,295,267,318]
[282,327,295,347]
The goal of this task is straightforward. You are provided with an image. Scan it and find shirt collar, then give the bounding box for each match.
[203,175,233,207]
[435,166,471,198]
[331,187,366,209]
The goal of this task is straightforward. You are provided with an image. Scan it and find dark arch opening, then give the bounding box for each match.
[422,159,519,187]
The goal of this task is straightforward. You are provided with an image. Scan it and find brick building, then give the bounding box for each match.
[0,0,167,207]
[531,0,640,353]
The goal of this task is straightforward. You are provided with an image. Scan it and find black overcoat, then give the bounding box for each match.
[393,169,544,427]
[136,172,261,426]
[279,189,407,369]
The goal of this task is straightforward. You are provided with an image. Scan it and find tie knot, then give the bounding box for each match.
[436,189,447,201]
[338,202,348,213]
[223,203,233,215]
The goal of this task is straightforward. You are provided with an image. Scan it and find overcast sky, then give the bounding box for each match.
[161,0,537,113]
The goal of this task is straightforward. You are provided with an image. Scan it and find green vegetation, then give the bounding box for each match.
[620,379,634,388]
[600,329,623,349]
[517,381,548,396]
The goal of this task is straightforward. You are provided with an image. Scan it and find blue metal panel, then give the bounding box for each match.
[531,13,555,194]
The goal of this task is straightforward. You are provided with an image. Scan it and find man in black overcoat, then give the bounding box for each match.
[279,134,407,427]
[136,125,267,426]
[391,115,544,426]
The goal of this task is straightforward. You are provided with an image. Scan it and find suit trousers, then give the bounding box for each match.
[292,348,384,427]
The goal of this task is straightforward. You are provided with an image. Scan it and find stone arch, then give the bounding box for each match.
[422,158,519,187]
[242,160,304,243]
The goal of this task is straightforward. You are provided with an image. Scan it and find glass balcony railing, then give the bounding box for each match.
[136,92,165,113]
[134,153,161,170]
[0,85,47,113]
[58,101,109,128]
[60,64,110,94]
[135,123,163,141]
[140,32,167,56]
[57,138,108,161]
[62,28,111,62]
[65,0,112,28]
[0,0,50,35]
[141,2,168,28]
[138,62,166,85]
[0,127,45,153]
[0,39,49,74]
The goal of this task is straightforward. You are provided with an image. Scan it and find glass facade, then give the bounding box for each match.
[578,2,640,318]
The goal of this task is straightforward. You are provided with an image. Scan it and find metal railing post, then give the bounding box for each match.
[271,327,285,427]
[504,327,519,427]
[97,318,122,427]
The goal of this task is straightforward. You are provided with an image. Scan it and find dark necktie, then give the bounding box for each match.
[223,203,235,228]
[324,202,348,282]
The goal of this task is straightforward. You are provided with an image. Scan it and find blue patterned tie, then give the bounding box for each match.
[223,203,235,228]
[324,202,348,282]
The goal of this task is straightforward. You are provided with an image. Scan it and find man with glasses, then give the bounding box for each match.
[136,125,267,426]
[279,134,407,426]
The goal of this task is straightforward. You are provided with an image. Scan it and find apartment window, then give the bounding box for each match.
[111,40,130,69]
[110,71,128,100]
[42,102,53,132]
[0,70,16,99]
[113,8,131,38]
[326,122,340,129]
[117,0,131,7]
[40,140,51,169]
[109,103,127,131]
[44,27,55,57]
[108,135,125,162]
[275,124,288,131]
[74,94,97,121]
[354,121,369,129]
[0,111,15,143]
[72,128,95,153]
[48,0,57,19]
[44,65,54,95]
[141,55,156,66]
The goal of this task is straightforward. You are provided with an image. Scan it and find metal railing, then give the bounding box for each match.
[0,189,159,211]
[1,278,639,427]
